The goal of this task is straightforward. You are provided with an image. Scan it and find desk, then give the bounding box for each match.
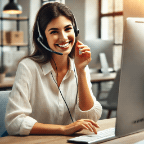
[90,73,116,99]
[0,73,116,92]
[0,77,15,90]
[90,72,116,83]
[0,118,144,144]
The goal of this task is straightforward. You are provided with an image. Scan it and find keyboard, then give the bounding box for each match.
[67,128,116,144]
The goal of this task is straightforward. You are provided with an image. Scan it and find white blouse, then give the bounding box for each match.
[5,58,102,136]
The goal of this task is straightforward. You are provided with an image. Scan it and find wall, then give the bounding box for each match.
[0,0,12,46]
[0,0,14,68]
[18,0,30,46]
[65,0,85,42]
[120,0,144,71]
[66,0,99,42]
[29,0,41,52]
[0,0,12,31]
[85,0,98,40]
[124,0,144,20]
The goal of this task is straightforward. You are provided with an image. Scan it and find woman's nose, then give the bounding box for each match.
[59,31,68,41]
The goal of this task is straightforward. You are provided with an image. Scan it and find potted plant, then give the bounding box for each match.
[0,65,7,83]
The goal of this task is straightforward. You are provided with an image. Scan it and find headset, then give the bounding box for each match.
[37,14,79,55]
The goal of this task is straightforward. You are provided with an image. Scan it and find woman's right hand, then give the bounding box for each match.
[61,119,100,135]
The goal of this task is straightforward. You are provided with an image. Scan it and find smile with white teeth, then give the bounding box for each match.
[56,42,70,48]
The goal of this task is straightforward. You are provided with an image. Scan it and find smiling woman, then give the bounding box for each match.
[30,2,78,63]
[5,2,102,136]
[45,16,75,56]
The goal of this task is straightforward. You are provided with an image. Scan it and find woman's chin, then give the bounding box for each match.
[56,47,72,55]
[61,50,72,56]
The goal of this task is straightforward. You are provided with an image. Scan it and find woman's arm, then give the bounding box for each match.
[30,123,63,135]
[78,71,94,111]
[30,119,100,135]
[5,60,37,136]
[74,41,95,111]
[77,69,94,111]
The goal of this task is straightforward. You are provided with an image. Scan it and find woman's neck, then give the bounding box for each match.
[50,54,69,73]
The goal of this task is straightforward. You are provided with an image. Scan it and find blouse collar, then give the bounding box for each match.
[42,57,75,76]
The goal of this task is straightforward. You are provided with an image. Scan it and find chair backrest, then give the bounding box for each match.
[0,91,11,137]
[107,69,121,105]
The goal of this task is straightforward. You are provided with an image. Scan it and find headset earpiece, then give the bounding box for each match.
[37,20,44,42]
[74,27,79,37]
[73,15,79,37]
[36,17,63,55]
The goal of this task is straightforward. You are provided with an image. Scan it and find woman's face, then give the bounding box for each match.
[45,16,75,56]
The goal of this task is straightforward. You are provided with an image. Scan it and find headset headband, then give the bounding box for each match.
[36,3,79,55]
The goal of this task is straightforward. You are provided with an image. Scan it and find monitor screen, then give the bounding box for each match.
[84,39,114,70]
[116,17,144,137]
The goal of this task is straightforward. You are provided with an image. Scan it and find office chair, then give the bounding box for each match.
[98,69,121,119]
[0,91,11,137]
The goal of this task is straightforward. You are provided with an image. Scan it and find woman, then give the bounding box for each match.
[5,2,102,136]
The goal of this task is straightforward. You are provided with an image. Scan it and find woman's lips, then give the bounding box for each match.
[55,41,71,48]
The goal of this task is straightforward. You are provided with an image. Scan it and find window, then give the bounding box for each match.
[98,0,123,70]
[41,0,65,5]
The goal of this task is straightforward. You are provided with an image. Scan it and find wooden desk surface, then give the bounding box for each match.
[0,77,15,88]
[90,72,116,83]
[0,118,144,144]
[0,73,116,89]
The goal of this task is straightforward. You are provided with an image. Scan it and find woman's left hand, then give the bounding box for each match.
[74,40,91,72]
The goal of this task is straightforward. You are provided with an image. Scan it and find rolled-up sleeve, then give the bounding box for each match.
[75,66,102,121]
[5,62,37,136]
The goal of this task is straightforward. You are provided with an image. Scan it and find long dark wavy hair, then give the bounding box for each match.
[26,2,77,64]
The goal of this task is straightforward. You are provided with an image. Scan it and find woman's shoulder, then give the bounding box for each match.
[18,58,40,71]
[19,58,36,66]
[20,57,36,64]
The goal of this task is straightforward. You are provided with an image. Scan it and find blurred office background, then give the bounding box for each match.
[0,0,122,74]
[1,0,144,119]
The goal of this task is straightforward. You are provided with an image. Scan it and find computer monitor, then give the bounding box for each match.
[116,17,144,137]
[68,17,144,143]
[84,39,114,70]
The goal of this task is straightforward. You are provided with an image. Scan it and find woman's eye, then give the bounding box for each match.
[50,31,58,34]
[65,27,72,31]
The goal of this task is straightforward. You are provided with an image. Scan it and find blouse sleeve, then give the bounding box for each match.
[75,66,102,122]
[5,61,37,136]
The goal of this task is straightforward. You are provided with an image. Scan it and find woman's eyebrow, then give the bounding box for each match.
[64,24,73,28]
[48,28,58,32]
[48,24,73,32]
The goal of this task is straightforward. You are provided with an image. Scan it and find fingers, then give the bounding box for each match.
[76,119,100,134]
[83,119,100,128]
[81,124,89,130]
[64,119,99,135]
[78,46,91,58]
[78,45,91,56]
[81,51,91,57]
[79,47,90,55]
[74,123,89,133]
[87,122,95,133]
[76,122,97,134]
[77,40,84,45]
[77,45,90,51]
[83,122,97,134]
[75,40,91,56]
[75,41,80,56]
